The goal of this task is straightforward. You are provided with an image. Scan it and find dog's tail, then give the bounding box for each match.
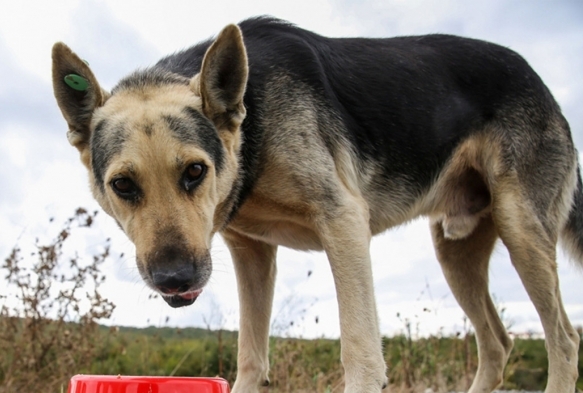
[560,165,583,268]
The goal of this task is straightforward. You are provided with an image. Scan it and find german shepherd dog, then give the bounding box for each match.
[52,17,581,392]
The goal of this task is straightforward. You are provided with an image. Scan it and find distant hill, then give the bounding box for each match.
[99,324,238,340]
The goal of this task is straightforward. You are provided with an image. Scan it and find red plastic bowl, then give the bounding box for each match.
[67,375,230,393]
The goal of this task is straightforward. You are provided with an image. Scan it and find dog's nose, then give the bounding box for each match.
[151,264,195,294]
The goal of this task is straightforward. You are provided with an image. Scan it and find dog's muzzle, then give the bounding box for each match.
[151,264,203,308]
[141,246,211,308]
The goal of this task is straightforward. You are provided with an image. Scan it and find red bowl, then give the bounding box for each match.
[67,375,230,393]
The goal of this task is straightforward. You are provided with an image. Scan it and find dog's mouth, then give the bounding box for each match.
[162,289,203,308]
[135,250,212,309]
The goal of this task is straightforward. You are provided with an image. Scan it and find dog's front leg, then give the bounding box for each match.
[316,199,388,392]
[222,229,277,393]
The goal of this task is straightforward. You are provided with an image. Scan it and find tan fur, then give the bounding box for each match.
[491,175,580,391]
[431,216,514,390]
[222,229,276,390]
[428,132,500,238]
[52,24,581,393]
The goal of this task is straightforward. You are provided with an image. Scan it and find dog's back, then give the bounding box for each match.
[150,17,576,234]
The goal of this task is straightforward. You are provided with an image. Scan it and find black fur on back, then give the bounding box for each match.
[118,16,563,218]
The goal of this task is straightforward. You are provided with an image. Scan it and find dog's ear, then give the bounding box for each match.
[52,42,109,153]
[197,24,248,130]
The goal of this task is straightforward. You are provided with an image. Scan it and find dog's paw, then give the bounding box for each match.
[344,370,388,392]
[231,376,270,393]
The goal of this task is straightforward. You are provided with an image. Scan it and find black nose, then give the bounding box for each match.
[151,264,195,294]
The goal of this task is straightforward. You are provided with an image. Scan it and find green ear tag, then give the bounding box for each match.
[64,74,89,91]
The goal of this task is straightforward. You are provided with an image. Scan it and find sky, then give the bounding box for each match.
[0,0,582,339]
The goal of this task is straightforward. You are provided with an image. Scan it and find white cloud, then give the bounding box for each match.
[104,0,358,55]
[0,1,75,83]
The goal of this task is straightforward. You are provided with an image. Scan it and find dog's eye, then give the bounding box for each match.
[182,163,206,192]
[111,178,139,199]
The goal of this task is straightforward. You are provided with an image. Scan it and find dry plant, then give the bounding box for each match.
[268,337,344,393]
[0,208,115,392]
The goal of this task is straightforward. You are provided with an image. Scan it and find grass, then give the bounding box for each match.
[79,324,582,392]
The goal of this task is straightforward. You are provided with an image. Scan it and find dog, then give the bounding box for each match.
[52,17,581,392]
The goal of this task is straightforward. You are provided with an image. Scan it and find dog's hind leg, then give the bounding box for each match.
[316,194,388,392]
[223,230,277,393]
[492,176,580,393]
[431,215,513,392]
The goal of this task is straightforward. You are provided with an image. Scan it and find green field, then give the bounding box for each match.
[3,319,580,392]
[92,325,583,392]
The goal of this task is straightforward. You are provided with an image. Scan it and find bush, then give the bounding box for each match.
[0,208,115,392]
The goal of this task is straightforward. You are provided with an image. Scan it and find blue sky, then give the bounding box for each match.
[0,0,582,338]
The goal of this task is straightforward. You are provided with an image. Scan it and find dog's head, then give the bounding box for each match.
[51,25,248,308]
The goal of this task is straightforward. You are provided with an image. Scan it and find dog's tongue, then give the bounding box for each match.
[179,289,202,300]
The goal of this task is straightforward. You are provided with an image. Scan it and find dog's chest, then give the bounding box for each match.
[227,205,324,251]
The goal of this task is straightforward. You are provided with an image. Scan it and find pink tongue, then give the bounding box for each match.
[179,289,202,300]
